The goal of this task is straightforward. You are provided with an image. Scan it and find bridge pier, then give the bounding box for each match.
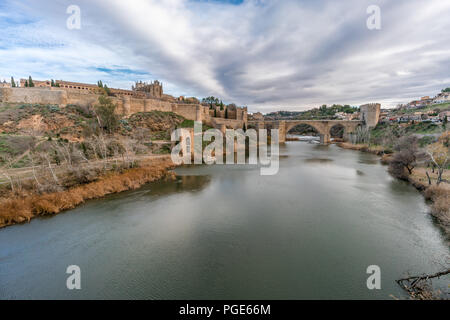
[320,133,331,144]
[275,120,286,143]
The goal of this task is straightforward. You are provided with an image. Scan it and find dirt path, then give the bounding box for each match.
[0,138,46,170]
[0,153,172,185]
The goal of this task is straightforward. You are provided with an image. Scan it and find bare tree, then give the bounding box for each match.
[40,152,59,185]
[426,142,449,185]
[349,126,370,144]
[29,152,42,189]
[388,135,420,179]
[0,154,16,192]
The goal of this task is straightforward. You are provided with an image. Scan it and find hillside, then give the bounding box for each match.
[265,104,358,120]
[392,102,450,115]
[0,102,186,169]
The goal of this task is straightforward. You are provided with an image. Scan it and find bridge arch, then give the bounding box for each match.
[329,123,346,140]
[285,122,324,135]
[286,123,321,140]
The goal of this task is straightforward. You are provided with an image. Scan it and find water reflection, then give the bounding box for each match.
[142,175,211,197]
[304,158,334,164]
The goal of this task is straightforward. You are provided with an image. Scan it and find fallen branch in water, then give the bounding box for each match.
[396,269,450,300]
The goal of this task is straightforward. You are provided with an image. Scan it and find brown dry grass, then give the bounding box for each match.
[337,142,386,155]
[424,184,450,227]
[409,167,450,186]
[0,158,175,228]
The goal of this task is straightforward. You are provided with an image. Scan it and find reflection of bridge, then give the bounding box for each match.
[248,103,381,144]
[249,120,363,144]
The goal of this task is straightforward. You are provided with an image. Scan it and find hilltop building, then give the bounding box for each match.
[132,80,163,98]
[434,92,450,104]
[0,80,11,88]
[19,79,134,96]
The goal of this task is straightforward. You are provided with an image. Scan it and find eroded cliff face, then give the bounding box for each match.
[127,111,184,132]
[0,103,186,141]
[0,104,80,139]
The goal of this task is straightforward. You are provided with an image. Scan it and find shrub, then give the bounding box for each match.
[94,96,119,133]
[388,135,419,178]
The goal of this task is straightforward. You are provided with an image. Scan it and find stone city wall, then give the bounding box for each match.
[0,87,248,130]
[0,88,67,105]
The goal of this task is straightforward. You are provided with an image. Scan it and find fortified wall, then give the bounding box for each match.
[0,87,248,129]
[0,87,69,105]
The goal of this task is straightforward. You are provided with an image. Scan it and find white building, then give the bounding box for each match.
[433,92,450,104]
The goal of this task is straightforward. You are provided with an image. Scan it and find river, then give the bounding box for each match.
[0,141,448,299]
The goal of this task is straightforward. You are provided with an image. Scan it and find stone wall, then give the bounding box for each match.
[0,88,68,105]
[211,118,246,131]
[64,89,101,106]
[0,87,248,130]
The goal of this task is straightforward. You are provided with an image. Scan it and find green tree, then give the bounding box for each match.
[97,80,104,88]
[441,87,450,93]
[103,84,112,96]
[28,76,34,87]
[24,80,28,87]
[214,109,217,117]
[10,77,16,87]
[202,96,220,107]
[94,96,119,134]
[51,79,55,87]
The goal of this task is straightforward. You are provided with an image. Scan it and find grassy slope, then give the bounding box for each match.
[0,103,188,167]
[394,102,450,114]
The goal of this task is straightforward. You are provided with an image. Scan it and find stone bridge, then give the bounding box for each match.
[249,120,363,144]
[248,103,381,144]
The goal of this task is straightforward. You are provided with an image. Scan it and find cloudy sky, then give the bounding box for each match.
[1,0,449,112]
